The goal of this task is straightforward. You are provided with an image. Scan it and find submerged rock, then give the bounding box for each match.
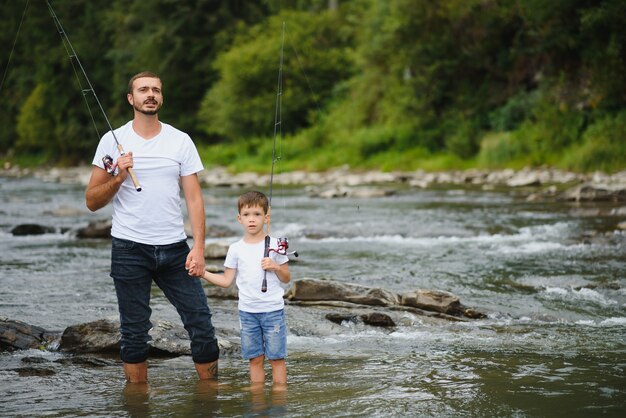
[11,224,57,236]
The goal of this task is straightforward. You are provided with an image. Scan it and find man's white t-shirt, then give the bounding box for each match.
[91,121,203,245]
[224,237,290,313]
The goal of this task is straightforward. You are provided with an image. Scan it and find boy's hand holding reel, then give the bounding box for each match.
[261,222,298,293]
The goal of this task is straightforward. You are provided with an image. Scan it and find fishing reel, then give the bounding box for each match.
[102,154,115,175]
[262,236,298,293]
[268,237,299,258]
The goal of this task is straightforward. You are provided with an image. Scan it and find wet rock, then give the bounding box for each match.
[285,278,400,307]
[400,289,463,316]
[286,279,485,320]
[325,312,395,327]
[11,224,56,236]
[0,318,60,351]
[325,313,358,325]
[360,312,395,327]
[462,308,487,319]
[60,319,120,354]
[75,219,112,239]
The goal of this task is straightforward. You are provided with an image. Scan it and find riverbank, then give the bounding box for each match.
[3,164,626,189]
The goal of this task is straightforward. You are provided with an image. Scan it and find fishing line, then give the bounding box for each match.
[284,25,325,122]
[267,21,285,236]
[46,0,141,191]
[0,0,31,95]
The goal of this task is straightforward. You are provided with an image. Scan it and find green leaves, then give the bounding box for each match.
[1,0,625,172]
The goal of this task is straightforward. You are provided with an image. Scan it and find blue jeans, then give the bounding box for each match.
[239,309,287,360]
[110,237,219,364]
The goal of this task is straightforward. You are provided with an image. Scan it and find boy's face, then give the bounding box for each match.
[237,204,269,236]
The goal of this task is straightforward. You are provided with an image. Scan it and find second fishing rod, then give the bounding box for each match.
[46,0,141,192]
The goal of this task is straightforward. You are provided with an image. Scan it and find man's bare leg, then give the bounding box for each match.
[124,361,148,383]
[195,360,218,380]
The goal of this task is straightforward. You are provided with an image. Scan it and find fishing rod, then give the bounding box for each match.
[262,22,298,293]
[46,0,141,192]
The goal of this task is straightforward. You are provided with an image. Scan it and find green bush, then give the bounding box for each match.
[15,84,54,154]
[560,111,626,173]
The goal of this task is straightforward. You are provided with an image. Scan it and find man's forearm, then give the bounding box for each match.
[86,170,124,212]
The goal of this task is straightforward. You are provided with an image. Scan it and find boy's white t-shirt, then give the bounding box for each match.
[225,237,290,313]
[91,121,203,245]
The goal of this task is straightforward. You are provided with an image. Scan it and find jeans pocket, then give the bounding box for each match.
[112,237,136,251]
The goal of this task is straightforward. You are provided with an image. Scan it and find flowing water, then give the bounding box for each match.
[0,174,625,417]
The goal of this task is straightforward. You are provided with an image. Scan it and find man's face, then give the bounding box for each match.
[127,77,163,115]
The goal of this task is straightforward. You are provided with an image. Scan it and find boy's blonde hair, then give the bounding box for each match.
[238,191,269,214]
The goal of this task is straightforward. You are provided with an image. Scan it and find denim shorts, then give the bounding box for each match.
[110,237,219,364]
[239,309,287,360]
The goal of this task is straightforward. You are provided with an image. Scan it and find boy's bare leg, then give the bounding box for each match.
[124,361,148,383]
[269,359,287,384]
[195,360,219,380]
[249,355,265,382]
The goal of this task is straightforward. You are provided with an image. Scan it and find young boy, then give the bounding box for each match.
[195,190,291,384]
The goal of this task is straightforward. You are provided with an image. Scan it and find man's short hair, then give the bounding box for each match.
[128,71,161,94]
[238,191,269,214]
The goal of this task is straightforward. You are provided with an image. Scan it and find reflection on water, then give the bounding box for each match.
[1,176,625,417]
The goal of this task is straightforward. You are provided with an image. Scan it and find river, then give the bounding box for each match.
[0,173,624,417]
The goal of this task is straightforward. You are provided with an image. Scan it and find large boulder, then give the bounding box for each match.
[285,278,400,306]
[286,278,486,319]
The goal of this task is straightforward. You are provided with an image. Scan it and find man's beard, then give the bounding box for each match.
[134,102,161,115]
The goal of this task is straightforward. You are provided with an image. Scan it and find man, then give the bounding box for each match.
[86,71,219,383]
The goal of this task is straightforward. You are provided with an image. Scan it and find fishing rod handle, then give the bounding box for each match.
[261,235,271,293]
[116,144,142,192]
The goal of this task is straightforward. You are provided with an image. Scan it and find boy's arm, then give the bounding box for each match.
[201,267,236,288]
[262,259,291,284]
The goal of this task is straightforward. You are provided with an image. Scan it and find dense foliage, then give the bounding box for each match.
[1,0,624,172]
